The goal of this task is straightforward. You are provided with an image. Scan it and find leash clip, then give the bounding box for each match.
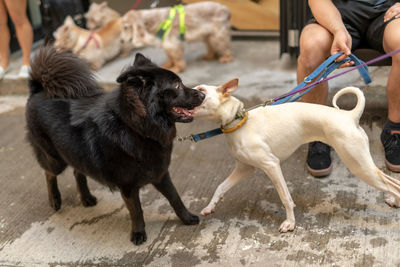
[303,77,312,83]
[235,108,247,119]
[263,99,274,106]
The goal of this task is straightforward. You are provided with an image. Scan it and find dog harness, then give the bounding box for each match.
[76,31,100,54]
[155,4,186,41]
[177,48,400,143]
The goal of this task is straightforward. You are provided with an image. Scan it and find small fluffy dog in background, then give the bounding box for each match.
[26,46,204,245]
[85,1,121,30]
[192,79,400,233]
[85,1,234,73]
[53,16,122,69]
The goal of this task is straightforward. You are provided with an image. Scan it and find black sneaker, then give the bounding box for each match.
[381,128,400,172]
[306,141,332,177]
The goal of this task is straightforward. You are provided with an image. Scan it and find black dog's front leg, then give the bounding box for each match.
[153,172,199,225]
[73,170,97,207]
[46,172,62,211]
[121,188,146,245]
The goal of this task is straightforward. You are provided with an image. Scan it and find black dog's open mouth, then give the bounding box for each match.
[172,106,195,121]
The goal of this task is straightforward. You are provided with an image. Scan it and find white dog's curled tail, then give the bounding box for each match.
[332,86,365,122]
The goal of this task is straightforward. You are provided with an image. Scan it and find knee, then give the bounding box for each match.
[298,39,330,70]
[386,37,400,65]
[390,54,400,68]
[298,28,331,69]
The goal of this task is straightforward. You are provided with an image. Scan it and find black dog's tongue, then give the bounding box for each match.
[175,107,192,116]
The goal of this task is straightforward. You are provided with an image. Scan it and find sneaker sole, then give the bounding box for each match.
[306,164,333,178]
[385,160,400,173]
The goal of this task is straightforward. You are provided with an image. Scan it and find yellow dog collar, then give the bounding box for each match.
[221,111,249,134]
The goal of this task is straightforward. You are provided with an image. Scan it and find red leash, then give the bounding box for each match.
[129,0,143,11]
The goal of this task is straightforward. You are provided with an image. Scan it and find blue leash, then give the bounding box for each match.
[273,53,370,105]
[183,52,371,143]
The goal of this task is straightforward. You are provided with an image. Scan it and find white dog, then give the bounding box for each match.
[192,79,400,232]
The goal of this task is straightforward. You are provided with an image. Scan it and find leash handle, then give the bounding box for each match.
[273,53,341,105]
[273,52,371,105]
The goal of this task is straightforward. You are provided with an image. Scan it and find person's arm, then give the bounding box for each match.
[308,0,352,63]
[309,0,346,35]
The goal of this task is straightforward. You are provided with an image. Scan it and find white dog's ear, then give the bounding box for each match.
[99,2,108,8]
[218,78,238,96]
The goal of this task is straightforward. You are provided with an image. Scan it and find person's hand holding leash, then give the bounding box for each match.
[331,29,353,68]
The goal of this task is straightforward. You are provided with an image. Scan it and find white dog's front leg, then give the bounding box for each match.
[259,158,296,233]
[201,161,254,216]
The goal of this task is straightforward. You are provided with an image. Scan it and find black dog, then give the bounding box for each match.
[26,46,205,245]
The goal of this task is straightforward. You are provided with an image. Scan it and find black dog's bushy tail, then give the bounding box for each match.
[29,46,102,98]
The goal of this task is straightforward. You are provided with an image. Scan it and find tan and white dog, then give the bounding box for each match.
[85,2,121,30]
[85,1,234,73]
[193,79,400,232]
[53,16,122,69]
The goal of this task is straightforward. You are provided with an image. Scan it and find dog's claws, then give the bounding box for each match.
[279,220,296,233]
[200,207,215,216]
[81,194,97,207]
[131,231,147,245]
[182,213,200,225]
[49,194,62,211]
[385,198,400,208]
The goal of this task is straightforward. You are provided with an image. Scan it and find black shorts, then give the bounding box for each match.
[307,0,397,53]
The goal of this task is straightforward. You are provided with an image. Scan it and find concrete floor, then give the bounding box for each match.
[1,39,400,266]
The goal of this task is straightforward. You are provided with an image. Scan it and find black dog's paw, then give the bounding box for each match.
[81,194,97,207]
[49,194,62,211]
[131,231,147,245]
[182,213,200,225]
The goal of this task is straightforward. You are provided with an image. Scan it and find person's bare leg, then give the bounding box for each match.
[5,0,33,66]
[0,0,10,69]
[383,19,400,123]
[297,24,333,105]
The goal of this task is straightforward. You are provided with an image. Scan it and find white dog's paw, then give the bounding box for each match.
[385,197,400,208]
[200,206,215,216]
[279,220,296,233]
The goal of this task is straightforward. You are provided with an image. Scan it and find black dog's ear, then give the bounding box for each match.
[134,53,152,67]
[116,70,137,83]
[117,70,144,85]
[116,72,128,83]
[120,79,147,118]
